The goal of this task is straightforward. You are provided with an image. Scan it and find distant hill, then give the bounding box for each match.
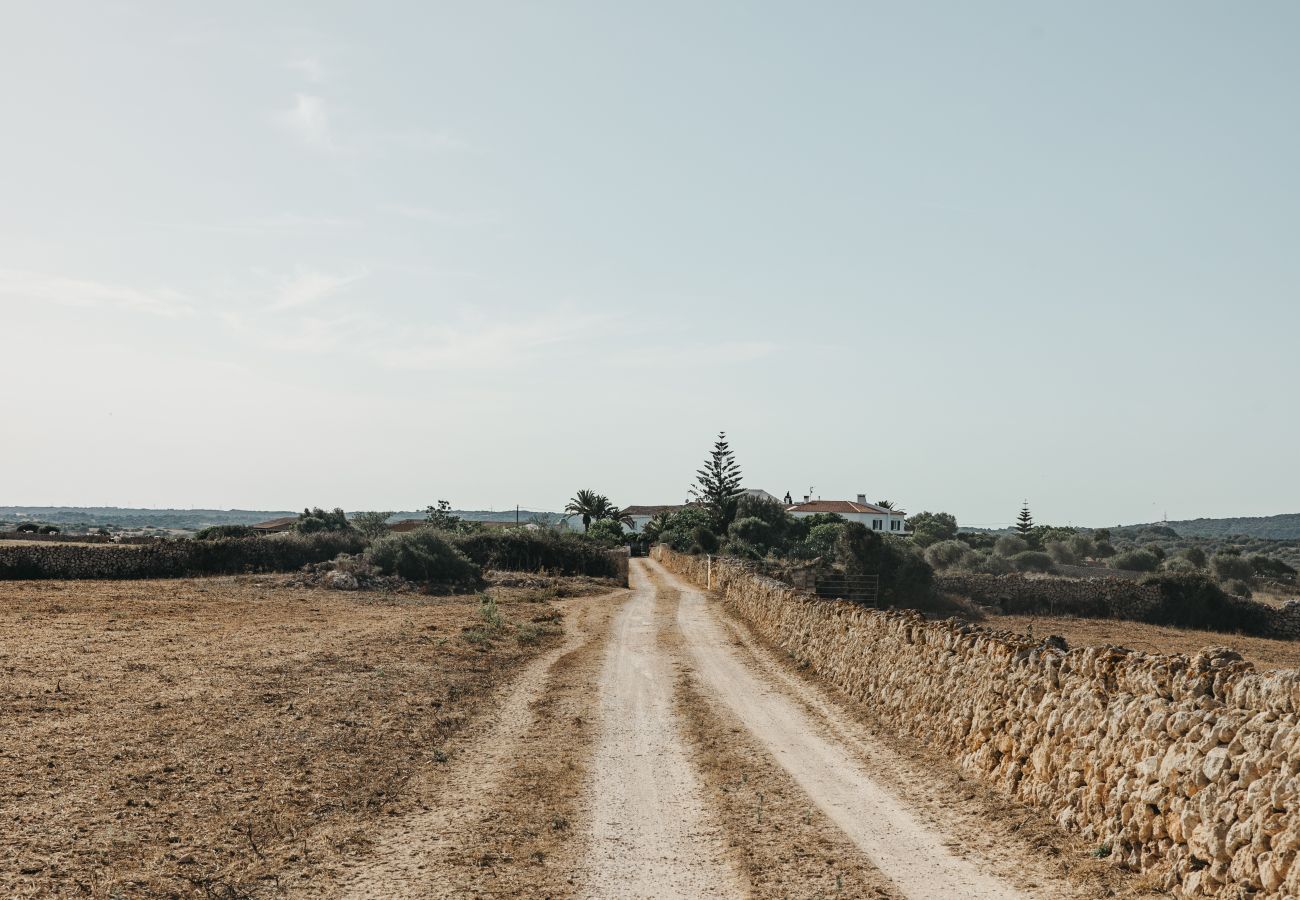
[1132,514,1300,541]
[0,506,562,531]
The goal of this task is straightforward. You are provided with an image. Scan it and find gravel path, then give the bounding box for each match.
[574,562,743,898]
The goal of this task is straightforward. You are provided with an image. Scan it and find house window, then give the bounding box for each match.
[872,519,882,530]
[890,519,900,531]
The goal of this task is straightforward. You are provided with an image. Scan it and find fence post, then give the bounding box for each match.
[707,554,713,590]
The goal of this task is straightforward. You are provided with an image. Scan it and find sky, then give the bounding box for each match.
[2,1,1298,528]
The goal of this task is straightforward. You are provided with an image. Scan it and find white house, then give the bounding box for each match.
[786,494,909,535]
[558,504,687,534]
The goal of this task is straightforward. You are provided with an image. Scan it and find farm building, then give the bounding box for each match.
[786,495,909,534]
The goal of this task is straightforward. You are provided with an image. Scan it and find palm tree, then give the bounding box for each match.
[876,499,895,509]
[565,489,606,532]
[642,511,673,543]
[607,504,636,530]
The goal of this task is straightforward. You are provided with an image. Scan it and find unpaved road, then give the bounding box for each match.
[329,559,1159,899]
[575,563,742,898]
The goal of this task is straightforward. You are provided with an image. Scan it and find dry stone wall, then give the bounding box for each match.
[655,546,1300,898]
[937,572,1300,640]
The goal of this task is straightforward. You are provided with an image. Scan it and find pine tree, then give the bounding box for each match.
[1016,501,1034,537]
[691,432,745,531]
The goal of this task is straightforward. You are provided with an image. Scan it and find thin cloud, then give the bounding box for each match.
[164,213,357,234]
[275,94,333,150]
[375,309,620,371]
[285,55,326,83]
[382,204,502,227]
[616,340,777,368]
[0,268,192,317]
[269,266,367,311]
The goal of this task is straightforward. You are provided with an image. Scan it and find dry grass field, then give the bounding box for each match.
[982,612,1300,670]
[0,572,615,898]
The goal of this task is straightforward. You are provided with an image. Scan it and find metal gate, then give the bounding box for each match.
[813,573,879,604]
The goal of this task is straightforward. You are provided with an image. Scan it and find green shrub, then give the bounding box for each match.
[1011,550,1055,573]
[924,539,971,571]
[351,511,395,539]
[1211,552,1255,583]
[449,529,621,578]
[585,519,626,547]
[194,524,254,540]
[994,535,1028,558]
[834,523,933,607]
[1181,546,1207,568]
[0,532,366,580]
[1139,572,1265,630]
[365,529,480,585]
[1045,540,1079,565]
[729,516,778,553]
[1110,548,1161,572]
[803,522,845,559]
[295,507,353,534]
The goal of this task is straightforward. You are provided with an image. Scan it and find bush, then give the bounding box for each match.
[907,511,957,548]
[1139,572,1266,630]
[1211,552,1255,583]
[1045,540,1078,566]
[729,516,778,553]
[691,526,720,554]
[803,522,845,559]
[295,507,353,534]
[194,524,254,540]
[1221,578,1253,599]
[965,551,1013,575]
[834,523,933,607]
[365,529,480,585]
[38,525,61,535]
[1011,550,1055,573]
[0,532,366,580]
[1110,548,1161,572]
[585,519,627,547]
[994,535,1028,558]
[351,511,395,539]
[1181,546,1207,568]
[449,529,622,578]
[15,523,39,534]
[924,539,972,571]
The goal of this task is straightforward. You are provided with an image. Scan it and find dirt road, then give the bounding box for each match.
[328,559,1159,898]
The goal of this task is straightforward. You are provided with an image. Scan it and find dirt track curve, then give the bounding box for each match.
[329,558,1160,899]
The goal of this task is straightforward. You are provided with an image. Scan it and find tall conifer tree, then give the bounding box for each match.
[1016,501,1034,537]
[691,432,745,530]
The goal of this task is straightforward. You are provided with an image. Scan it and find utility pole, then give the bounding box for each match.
[516,504,520,525]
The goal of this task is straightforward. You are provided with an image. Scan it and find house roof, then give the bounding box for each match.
[250,516,298,530]
[618,504,687,518]
[786,500,905,516]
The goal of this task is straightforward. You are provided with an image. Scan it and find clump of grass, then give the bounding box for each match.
[462,627,495,649]
[478,595,503,629]
[515,623,543,645]
[1092,842,1113,859]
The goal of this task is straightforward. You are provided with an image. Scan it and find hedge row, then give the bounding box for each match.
[448,529,626,580]
[0,532,367,580]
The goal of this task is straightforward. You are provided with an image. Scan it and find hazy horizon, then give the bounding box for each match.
[5,2,1299,529]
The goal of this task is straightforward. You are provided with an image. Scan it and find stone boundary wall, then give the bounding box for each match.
[655,546,1300,898]
[937,572,1300,641]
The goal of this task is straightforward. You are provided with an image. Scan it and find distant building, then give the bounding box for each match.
[786,494,909,534]
[250,516,298,534]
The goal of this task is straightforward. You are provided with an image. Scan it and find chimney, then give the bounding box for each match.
[857,493,867,505]
[803,494,810,503]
